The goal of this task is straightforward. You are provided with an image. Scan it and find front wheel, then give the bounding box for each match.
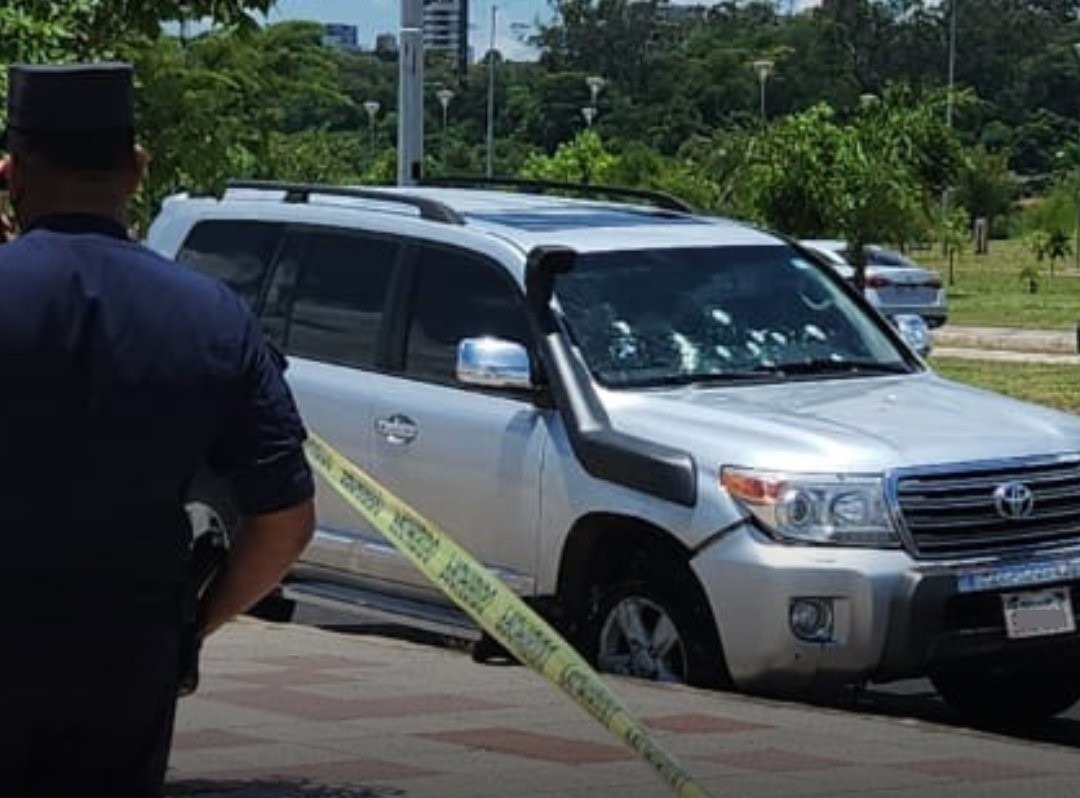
[584,576,727,689]
[931,665,1080,724]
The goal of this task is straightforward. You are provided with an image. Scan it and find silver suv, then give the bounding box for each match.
[150,180,1080,723]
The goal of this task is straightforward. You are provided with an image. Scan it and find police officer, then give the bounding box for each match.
[0,64,316,797]
[0,157,13,241]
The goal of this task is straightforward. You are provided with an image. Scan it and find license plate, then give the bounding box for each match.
[1002,588,1076,639]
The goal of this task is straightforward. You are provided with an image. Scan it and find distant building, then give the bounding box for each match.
[423,0,468,77]
[375,32,399,61]
[322,23,359,51]
[656,2,707,24]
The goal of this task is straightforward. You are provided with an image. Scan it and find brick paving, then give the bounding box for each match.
[166,618,1080,797]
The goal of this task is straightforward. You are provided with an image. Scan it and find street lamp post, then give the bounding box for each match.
[939,0,958,255]
[485,3,497,178]
[1072,43,1080,269]
[435,87,454,163]
[583,75,604,130]
[436,88,454,134]
[752,59,774,123]
[586,75,605,108]
[945,0,957,129]
[363,100,381,153]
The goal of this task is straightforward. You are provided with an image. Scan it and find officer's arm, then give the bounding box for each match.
[199,500,314,636]
[201,307,316,635]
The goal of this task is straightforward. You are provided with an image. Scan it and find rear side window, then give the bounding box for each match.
[261,229,398,368]
[404,245,530,384]
[177,220,283,308]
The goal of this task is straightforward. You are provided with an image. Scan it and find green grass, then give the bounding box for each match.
[932,357,1080,416]
[915,239,1080,330]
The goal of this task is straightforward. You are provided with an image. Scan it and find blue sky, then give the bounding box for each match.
[266,0,546,60]
[264,1,824,61]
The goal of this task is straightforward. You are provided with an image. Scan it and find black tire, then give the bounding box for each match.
[583,569,728,689]
[931,665,1080,724]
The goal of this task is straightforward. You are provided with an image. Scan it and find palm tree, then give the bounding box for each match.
[1045,229,1072,278]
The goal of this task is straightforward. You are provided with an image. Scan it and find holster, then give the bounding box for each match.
[177,527,229,697]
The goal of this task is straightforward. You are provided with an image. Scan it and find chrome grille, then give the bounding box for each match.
[894,458,1080,558]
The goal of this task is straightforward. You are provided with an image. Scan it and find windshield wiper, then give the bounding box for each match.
[624,371,784,388]
[761,359,911,376]
[609,359,910,388]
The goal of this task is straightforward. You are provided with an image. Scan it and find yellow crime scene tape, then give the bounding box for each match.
[304,432,714,798]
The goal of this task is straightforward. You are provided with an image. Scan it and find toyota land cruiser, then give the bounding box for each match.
[150,179,1080,722]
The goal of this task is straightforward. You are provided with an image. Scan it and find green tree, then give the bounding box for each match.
[1023,229,1051,293]
[939,208,968,287]
[519,129,617,184]
[1045,228,1073,276]
[955,147,1016,243]
[717,89,962,287]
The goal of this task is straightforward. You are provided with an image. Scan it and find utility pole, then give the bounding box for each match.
[945,0,957,129]
[486,3,497,178]
[398,0,424,186]
[941,0,958,254]
[1073,43,1080,270]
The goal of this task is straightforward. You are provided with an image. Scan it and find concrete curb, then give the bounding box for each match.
[932,347,1080,365]
[934,325,1076,355]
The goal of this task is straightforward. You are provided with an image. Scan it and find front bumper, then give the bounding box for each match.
[691,523,1080,691]
[868,290,947,328]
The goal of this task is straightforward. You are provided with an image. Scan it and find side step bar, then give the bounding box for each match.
[283,579,481,641]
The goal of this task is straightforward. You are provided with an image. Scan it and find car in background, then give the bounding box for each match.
[800,240,948,328]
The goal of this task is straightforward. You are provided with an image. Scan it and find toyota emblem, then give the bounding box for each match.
[992,482,1035,520]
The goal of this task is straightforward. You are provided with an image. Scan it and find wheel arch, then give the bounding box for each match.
[556,512,696,620]
[556,511,730,687]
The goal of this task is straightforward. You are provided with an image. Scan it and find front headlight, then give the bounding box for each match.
[721,467,900,547]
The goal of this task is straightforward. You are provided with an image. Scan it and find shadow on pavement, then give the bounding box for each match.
[166,778,405,797]
[821,685,1080,749]
[316,622,471,653]
[310,619,1080,750]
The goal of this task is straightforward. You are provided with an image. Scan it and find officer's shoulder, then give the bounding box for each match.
[123,239,253,318]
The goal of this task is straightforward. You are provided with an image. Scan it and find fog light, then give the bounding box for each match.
[789,598,834,642]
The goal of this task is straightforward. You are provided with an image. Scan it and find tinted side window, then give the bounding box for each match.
[262,229,397,368]
[177,221,282,308]
[405,246,529,384]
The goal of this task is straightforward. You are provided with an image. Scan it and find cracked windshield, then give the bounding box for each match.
[558,245,910,386]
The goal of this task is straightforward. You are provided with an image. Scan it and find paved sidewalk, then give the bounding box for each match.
[931,325,1080,364]
[934,325,1077,356]
[932,346,1080,365]
[168,618,1080,798]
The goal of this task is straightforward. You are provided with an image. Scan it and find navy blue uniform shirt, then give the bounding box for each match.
[0,214,314,588]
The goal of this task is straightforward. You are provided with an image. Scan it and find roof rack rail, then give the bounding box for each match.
[224,180,465,225]
[420,175,695,214]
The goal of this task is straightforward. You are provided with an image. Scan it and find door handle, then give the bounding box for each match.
[375,414,418,445]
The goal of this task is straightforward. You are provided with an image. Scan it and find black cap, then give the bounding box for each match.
[6,63,134,137]
[3,63,135,169]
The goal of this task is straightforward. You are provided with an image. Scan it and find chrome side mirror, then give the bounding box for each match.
[456,337,533,390]
[891,313,932,357]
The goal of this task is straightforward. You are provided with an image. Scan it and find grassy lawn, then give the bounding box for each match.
[932,357,1080,416]
[913,239,1080,330]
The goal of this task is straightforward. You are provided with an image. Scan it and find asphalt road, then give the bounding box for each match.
[286,601,1080,742]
